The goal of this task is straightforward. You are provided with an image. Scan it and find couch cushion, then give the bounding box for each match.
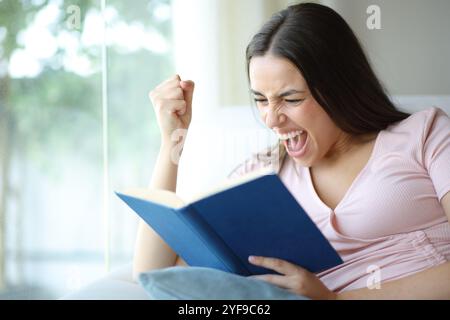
[138,266,306,300]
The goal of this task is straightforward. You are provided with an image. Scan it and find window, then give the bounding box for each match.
[0,0,173,299]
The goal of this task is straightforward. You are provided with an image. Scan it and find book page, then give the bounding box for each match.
[185,166,276,204]
[121,188,186,209]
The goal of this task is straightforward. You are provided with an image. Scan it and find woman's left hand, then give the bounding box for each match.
[248,255,337,300]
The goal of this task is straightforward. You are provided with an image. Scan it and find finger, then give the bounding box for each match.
[159,87,184,100]
[160,100,187,114]
[248,256,299,275]
[250,274,292,289]
[180,80,194,109]
[164,74,180,83]
[150,87,184,104]
[155,74,181,90]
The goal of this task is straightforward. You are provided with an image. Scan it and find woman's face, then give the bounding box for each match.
[249,54,346,167]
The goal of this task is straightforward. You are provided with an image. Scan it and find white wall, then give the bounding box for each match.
[171,0,222,119]
[327,0,450,96]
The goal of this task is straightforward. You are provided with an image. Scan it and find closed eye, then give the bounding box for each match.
[253,98,304,105]
[254,98,268,103]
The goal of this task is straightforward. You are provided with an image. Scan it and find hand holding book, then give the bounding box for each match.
[117,167,343,276]
[248,255,338,299]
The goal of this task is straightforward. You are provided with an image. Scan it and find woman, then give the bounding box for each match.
[135,3,450,299]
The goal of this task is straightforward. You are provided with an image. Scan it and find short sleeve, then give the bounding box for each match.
[422,107,450,200]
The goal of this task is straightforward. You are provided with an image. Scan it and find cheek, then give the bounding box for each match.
[292,102,337,150]
[287,100,318,126]
[310,116,340,156]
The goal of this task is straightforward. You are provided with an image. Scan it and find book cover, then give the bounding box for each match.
[116,168,343,276]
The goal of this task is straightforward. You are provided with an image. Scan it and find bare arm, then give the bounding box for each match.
[132,76,193,281]
[132,144,180,280]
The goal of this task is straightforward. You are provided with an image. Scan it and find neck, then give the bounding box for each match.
[316,132,377,168]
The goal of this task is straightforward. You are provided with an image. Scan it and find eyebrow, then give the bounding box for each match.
[250,89,305,98]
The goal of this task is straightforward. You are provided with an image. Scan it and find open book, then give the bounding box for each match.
[116,167,343,276]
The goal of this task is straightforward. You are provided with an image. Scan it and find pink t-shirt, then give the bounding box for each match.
[228,107,450,292]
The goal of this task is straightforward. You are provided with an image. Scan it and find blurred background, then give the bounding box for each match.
[0,0,449,299]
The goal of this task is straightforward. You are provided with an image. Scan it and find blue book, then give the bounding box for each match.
[116,168,343,276]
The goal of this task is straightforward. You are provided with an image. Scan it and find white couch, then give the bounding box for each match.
[61,97,450,299]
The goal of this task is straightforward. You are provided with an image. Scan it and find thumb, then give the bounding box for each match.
[180,80,195,109]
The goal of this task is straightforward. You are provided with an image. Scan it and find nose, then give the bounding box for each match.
[264,105,286,129]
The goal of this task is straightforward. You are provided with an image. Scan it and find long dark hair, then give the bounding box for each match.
[246,2,410,137]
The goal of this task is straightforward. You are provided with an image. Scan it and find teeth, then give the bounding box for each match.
[276,130,304,141]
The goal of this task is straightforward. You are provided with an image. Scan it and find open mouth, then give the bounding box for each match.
[283,131,308,157]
